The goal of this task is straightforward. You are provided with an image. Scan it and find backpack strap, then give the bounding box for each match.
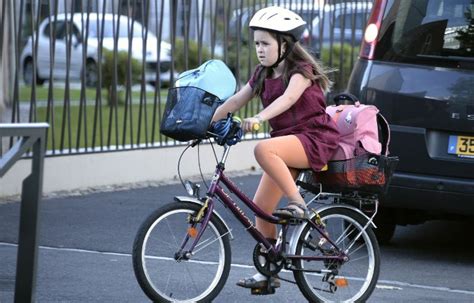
[330,93,361,123]
[377,113,391,156]
[333,92,360,106]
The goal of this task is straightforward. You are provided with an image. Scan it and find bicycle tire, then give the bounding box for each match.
[293,207,380,302]
[132,202,231,302]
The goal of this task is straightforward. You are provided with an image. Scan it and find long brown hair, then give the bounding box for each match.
[252,32,333,96]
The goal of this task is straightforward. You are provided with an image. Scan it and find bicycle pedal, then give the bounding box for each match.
[250,286,276,295]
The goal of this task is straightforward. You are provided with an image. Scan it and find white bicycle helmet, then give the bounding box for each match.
[249,6,306,42]
[249,6,306,67]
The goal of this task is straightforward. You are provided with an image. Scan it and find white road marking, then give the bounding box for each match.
[1,242,473,296]
[376,284,403,290]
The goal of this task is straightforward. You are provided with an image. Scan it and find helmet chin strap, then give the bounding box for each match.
[270,35,294,68]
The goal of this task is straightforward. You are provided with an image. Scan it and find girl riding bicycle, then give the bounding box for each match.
[212,6,340,289]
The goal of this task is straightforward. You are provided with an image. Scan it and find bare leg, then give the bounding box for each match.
[237,168,299,288]
[253,169,300,239]
[253,173,282,240]
[238,136,309,287]
[254,135,311,222]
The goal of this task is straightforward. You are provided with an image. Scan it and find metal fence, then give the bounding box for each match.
[0,0,373,156]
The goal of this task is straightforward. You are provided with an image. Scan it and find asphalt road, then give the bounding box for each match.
[1,174,473,302]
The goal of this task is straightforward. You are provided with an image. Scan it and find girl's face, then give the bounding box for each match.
[254,30,283,67]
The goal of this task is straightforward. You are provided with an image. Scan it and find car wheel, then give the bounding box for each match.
[85,60,97,87]
[374,207,396,244]
[23,58,44,85]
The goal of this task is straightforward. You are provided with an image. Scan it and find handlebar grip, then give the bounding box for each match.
[252,123,260,131]
[233,116,242,124]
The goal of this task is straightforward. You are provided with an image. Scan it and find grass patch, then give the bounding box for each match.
[36,100,171,152]
[19,85,162,102]
[19,85,106,101]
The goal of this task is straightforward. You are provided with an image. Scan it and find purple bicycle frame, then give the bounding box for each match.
[184,161,347,263]
[210,168,282,250]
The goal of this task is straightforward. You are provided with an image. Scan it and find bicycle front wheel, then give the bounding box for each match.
[294,207,380,303]
[132,202,231,302]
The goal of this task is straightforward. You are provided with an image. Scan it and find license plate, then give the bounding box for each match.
[448,135,474,157]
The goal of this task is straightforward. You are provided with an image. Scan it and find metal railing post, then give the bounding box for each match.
[0,122,48,303]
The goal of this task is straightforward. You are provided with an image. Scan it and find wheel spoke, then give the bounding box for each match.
[194,230,232,254]
[164,217,181,248]
[347,241,366,257]
[133,203,230,302]
[294,208,380,302]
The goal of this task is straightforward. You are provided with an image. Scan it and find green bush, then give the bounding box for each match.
[227,43,259,84]
[320,43,360,92]
[173,38,213,73]
[101,49,142,105]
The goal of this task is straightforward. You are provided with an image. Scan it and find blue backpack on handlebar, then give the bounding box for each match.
[160,60,237,142]
[176,59,237,101]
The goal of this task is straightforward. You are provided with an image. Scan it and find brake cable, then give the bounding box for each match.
[177,138,220,192]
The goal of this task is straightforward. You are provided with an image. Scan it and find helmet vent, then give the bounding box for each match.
[267,13,278,20]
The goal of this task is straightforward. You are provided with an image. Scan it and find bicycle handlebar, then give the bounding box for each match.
[207,113,243,146]
[206,113,261,146]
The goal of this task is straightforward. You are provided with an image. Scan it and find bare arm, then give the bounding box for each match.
[242,73,311,131]
[212,83,254,121]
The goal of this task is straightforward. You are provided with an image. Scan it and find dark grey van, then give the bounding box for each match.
[347,0,474,242]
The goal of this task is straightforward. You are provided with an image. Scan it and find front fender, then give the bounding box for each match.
[288,204,376,255]
[174,196,234,240]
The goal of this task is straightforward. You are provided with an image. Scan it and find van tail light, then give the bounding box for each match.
[302,29,310,45]
[360,0,387,60]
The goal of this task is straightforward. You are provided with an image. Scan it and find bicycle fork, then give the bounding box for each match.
[174,197,234,262]
[174,198,215,261]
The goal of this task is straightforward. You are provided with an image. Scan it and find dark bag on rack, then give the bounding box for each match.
[315,152,399,193]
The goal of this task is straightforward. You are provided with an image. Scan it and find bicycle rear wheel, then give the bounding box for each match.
[294,207,380,302]
[132,202,231,302]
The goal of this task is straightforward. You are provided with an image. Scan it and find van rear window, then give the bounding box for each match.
[375,0,474,69]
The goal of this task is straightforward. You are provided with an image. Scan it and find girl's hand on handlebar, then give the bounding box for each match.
[243,117,261,133]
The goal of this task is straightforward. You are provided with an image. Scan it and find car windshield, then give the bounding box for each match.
[375,0,474,67]
[310,3,372,32]
[87,18,144,38]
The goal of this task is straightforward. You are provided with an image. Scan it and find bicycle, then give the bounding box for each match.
[132,114,382,302]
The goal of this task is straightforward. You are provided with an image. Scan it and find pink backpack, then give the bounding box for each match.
[326,93,390,160]
[312,93,397,194]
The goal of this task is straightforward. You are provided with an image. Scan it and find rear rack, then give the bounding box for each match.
[296,170,378,214]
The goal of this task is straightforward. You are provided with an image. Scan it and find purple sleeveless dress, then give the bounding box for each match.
[248,63,340,171]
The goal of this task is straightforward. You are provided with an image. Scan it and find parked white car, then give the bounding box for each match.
[21,13,173,87]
